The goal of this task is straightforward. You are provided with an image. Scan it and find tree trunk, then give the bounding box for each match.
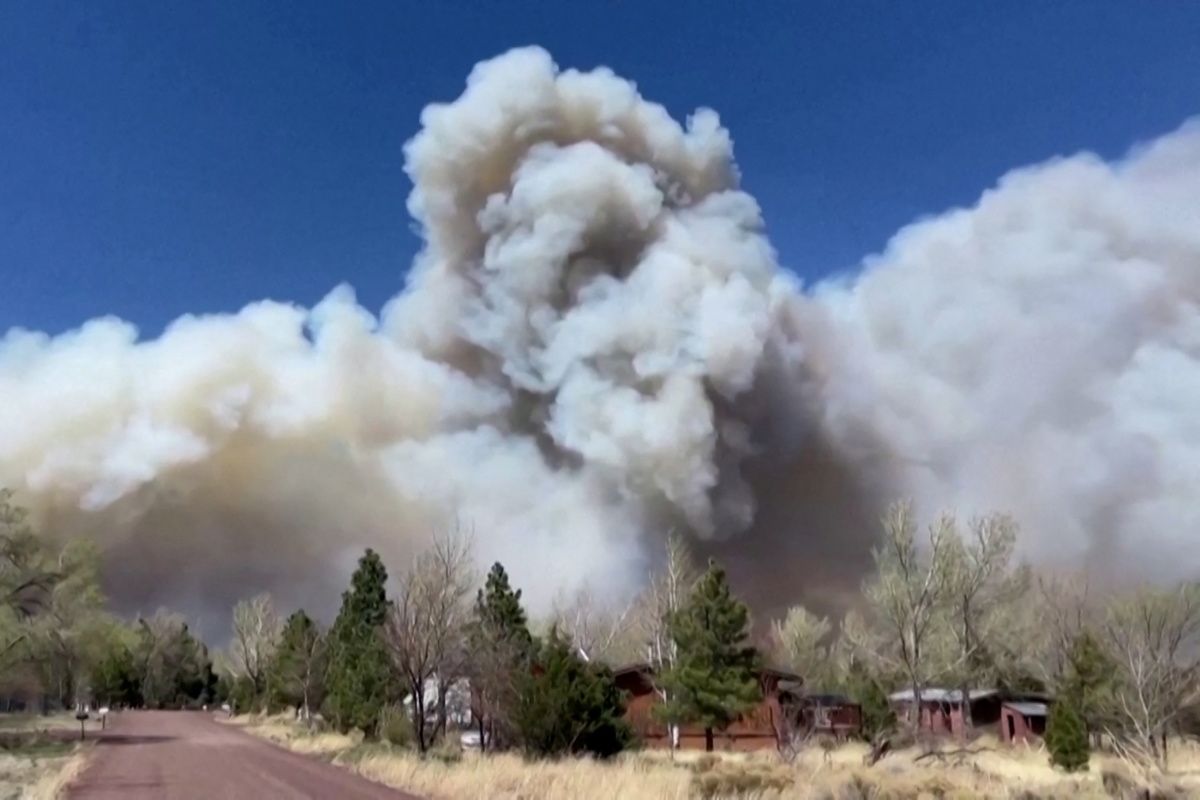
[705,727,714,752]
[435,678,448,741]
[413,684,427,752]
[959,681,972,736]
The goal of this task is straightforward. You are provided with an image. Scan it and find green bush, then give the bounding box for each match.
[1045,697,1090,772]
[512,629,633,758]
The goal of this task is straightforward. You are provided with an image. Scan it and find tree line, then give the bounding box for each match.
[768,501,1200,773]
[219,529,767,759]
[0,490,218,712]
[6,485,1200,773]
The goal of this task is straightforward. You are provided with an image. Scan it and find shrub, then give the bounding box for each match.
[378,704,412,747]
[690,761,794,799]
[1045,697,1090,772]
[512,629,633,758]
[427,739,462,765]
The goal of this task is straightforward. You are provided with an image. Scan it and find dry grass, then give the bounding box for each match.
[0,742,90,800]
[231,715,1200,799]
[225,713,359,758]
[21,747,91,800]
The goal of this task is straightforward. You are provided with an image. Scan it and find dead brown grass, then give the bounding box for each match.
[0,743,90,800]
[230,716,1200,800]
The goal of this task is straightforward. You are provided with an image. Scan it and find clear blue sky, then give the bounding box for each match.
[3,1,1198,336]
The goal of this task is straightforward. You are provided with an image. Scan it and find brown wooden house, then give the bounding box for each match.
[613,663,801,751]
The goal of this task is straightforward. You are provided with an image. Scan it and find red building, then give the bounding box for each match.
[889,688,1052,741]
[1000,701,1049,744]
[613,663,801,751]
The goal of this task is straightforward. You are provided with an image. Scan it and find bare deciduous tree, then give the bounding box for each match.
[771,604,833,688]
[942,513,1027,727]
[548,587,636,665]
[382,529,475,752]
[1032,572,1097,689]
[632,531,698,754]
[861,501,955,731]
[1103,582,1200,768]
[231,593,281,700]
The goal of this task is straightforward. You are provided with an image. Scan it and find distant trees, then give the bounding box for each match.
[657,560,762,752]
[90,627,141,708]
[134,610,216,708]
[326,549,394,737]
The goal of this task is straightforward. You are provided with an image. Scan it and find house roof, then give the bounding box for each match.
[805,693,856,706]
[888,688,998,703]
[1005,701,1049,717]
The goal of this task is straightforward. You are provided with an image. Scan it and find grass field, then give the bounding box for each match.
[230,713,1200,799]
[0,714,93,800]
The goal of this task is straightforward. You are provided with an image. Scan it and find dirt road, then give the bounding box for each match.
[67,710,418,799]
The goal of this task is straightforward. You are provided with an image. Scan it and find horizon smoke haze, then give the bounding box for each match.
[2,47,1198,639]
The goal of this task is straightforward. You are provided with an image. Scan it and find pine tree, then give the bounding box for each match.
[513,628,632,758]
[270,610,326,719]
[1063,630,1114,741]
[326,549,394,736]
[1045,695,1090,772]
[657,559,762,752]
[469,562,533,750]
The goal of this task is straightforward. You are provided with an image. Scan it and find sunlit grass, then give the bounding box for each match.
[232,714,1200,799]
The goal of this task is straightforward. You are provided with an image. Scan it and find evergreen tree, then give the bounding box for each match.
[270,610,326,719]
[513,628,632,758]
[474,563,532,648]
[657,559,762,752]
[270,609,326,714]
[326,549,394,736]
[1063,630,1115,739]
[1045,695,1090,772]
[469,562,533,750]
[844,659,896,743]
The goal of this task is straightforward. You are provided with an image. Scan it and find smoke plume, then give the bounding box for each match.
[2,47,1198,636]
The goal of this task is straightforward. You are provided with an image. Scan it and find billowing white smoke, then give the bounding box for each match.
[800,120,1200,585]
[1,46,1197,634]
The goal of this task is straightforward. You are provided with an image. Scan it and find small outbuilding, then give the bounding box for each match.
[1000,701,1049,744]
[888,688,1003,737]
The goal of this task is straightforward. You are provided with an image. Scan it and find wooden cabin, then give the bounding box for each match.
[613,663,800,751]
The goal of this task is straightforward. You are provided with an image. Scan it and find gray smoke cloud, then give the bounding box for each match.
[2,47,1198,637]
